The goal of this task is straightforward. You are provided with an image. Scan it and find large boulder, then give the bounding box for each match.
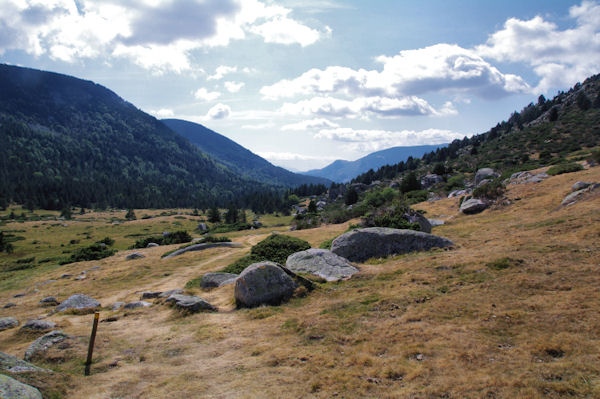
[200,273,238,289]
[474,168,498,186]
[55,294,100,313]
[421,173,444,189]
[0,317,19,331]
[234,262,297,308]
[286,249,359,281]
[330,227,454,263]
[0,374,42,399]
[24,330,70,361]
[165,294,217,313]
[20,320,56,333]
[460,198,488,214]
[404,211,432,233]
[0,351,49,374]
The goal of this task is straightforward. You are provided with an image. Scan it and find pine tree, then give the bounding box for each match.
[207,206,221,223]
[308,200,317,213]
[345,187,359,205]
[125,209,136,220]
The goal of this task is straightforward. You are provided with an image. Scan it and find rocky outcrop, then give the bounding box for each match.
[141,291,162,299]
[165,294,217,313]
[0,351,49,374]
[460,198,488,214]
[572,181,592,191]
[448,189,470,198]
[0,317,19,331]
[421,173,444,189]
[0,374,42,399]
[24,330,70,361]
[331,227,454,263]
[508,171,549,185]
[20,320,56,333]
[123,301,151,310]
[234,262,297,308]
[562,183,599,206]
[199,273,238,289]
[475,168,499,186]
[126,252,145,260]
[161,242,242,259]
[404,211,432,233]
[55,294,100,313]
[158,289,184,298]
[286,249,359,281]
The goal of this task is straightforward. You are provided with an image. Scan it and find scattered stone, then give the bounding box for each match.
[146,243,159,248]
[562,183,600,206]
[416,353,424,361]
[112,302,125,311]
[448,189,469,198]
[476,178,493,187]
[60,274,72,279]
[197,223,208,231]
[0,374,43,399]
[475,168,499,186]
[460,198,488,214]
[55,294,100,313]
[286,249,359,282]
[86,266,101,271]
[234,262,297,308]
[162,242,242,259]
[200,273,239,289]
[74,274,86,280]
[428,219,445,227]
[3,303,16,309]
[158,289,184,298]
[331,227,454,263]
[24,330,70,361]
[13,293,26,298]
[0,317,19,331]
[572,181,591,191]
[123,301,152,310]
[39,297,59,307]
[38,280,57,286]
[165,294,217,313]
[126,252,145,260]
[20,320,56,332]
[141,291,162,299]
[508,171,549,185]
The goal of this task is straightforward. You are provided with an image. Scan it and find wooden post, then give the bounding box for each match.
[84,312,100,376]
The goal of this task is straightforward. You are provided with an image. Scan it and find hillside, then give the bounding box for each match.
[0,64,276,210]
[304,144,445,183]
[162,119,330,187]
[0,164,598,398]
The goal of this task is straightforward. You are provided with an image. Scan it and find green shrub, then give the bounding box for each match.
[131,230,192,248]
[209,222,253,234]
[445,174,465,191]
[61,242,116,264]
[589,149,600,163]
[319,238,334,249]
[473,180,505,200]
[362,200,420,231]
[404,189,428,204]
[486,257,524,270]
[547,162,584,176]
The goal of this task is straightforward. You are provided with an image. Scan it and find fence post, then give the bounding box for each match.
[84,311,100,376]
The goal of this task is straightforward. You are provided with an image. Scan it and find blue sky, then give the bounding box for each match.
[1,0,598,171]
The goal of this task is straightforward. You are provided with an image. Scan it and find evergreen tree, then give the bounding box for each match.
[345,187,359,206]
[125,209,136,220]
[207,206,221,223]
[238,209,247,223]
[225,204,238,224]
[60,206,72,220]
[0,232,14,254]
[307,200,317,213]
[400,171,421,193]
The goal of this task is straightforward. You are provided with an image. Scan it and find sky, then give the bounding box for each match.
[1,1,599,171]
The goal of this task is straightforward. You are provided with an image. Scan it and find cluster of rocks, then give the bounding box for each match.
[507,171,549,185]
[562,181,599,206]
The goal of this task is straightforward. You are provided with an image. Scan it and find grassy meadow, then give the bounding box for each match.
[1,166,599,398]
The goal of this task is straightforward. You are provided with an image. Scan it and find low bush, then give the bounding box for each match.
[363,200,420,231]
[61,240,116,264]
[131,230,192,248]
[547,162,584,176]
[473,180,505,200]
[209,222,253,234]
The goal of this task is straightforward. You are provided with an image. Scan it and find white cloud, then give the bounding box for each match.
[194,87,221,101]
[224,81,245,93]
[280,96,455,119]
[476,1,600,91]
[315,127,466,153]
[261,44,529,100]
[282,118,340,131]
[0,0,325,73]
[206,103,231,119]
[257,151,336,161]
[250,16,321,46]
[148,108,175,118]
[241,122,275,130]
[208,65,238,80]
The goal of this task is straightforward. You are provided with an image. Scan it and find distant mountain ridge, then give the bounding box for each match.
[161,119,330,187]
[303,144,447,182]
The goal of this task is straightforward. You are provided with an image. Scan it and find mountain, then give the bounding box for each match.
[161,119,330,187]
[350,74,600,185]
[0,64,278,209]
[303,144,446,182]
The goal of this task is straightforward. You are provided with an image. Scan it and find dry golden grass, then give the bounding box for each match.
[1,167,600,398]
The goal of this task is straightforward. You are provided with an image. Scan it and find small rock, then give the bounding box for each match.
[460,198,488,214]
[60,274,73,279]
[428,219,445,226]
[165,294,217,313]
[24,330,70,361]
[199,273,239,289]
[20,320,56,332]
[0,317,19,331]
[74,274,86,280]
[123,301,151,310]
[158,289,184,298]
[146,243,159,248]
[39,297,59,306]
[0,374,43,399]
[3,303,16,309]
[572,181,591,191]
[197,223,208,231]
[86,266,101,271]
[112,302,125,311]
[56,294,100,313]
[475,168,499,186]
[126,252,145,260]
[140,291,162,299]
[416,354,424,361]
[448,189,469,198]
[13,293,26,298]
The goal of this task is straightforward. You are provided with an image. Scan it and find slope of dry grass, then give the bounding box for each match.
[1,167,599,398]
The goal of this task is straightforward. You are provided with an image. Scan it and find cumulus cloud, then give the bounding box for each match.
[224,81,245,93]
[280,96,456,119]
[241,122,275,130]
[315,127,466,152]
[282,118,340,131]
[0,0,325,73]
[194,87,221,101]
[476,1,600,91]
[261,44,529,100]
[208,65,238,80]
[206,103,231,119]
[149,108,175,118]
